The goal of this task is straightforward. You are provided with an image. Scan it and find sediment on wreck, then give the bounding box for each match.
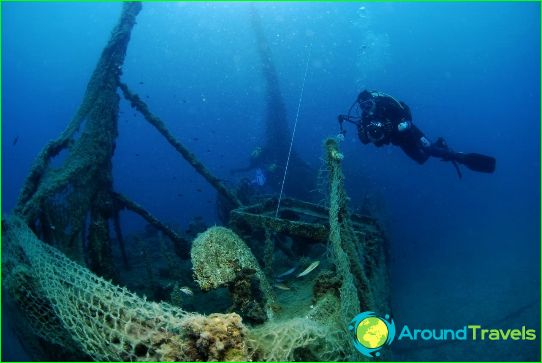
[3,3,246,359]
[3,137,390,361]
[14,3,142,278]
[3,3,391,361]
[12,2,239,280]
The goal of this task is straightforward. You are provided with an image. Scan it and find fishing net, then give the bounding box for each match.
[3,1,389,359]
[2,215,351,362]
[2,217,250,361]
[2,138,387,362]
[249,316,345,361]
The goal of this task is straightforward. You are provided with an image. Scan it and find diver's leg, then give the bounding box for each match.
[399,126,432,164]
[426,137,461,161]
[400,142,431,164]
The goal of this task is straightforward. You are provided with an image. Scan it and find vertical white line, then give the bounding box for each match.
[275,43,313,218]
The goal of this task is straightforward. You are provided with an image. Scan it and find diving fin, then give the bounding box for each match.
[457,153,496,173]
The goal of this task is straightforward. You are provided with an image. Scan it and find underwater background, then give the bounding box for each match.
[2,1,540,361]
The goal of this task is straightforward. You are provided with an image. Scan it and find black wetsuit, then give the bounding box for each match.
[356,90,452,164]
[338,90,496,176]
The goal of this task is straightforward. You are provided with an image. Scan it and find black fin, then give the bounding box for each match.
[460,153,496,173]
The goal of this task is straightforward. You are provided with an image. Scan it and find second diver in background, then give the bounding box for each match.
[338,90,496,177]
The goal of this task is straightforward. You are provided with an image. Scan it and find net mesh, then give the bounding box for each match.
[2,217,249,361]
[3,139,385,362]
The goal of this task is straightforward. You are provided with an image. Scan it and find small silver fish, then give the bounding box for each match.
[276,266,297,279]
[179,286,193,296]
[296,261,320,278]
[274,283,291,291]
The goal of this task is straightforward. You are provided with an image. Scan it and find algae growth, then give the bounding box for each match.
[2,3,390,361]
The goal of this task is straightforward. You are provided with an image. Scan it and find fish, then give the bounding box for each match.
[12,136,19,146]
[251,168,266,186]
[274,283,291,291]
[296,261,320,278]
[276,266,297,279]
[179,286,193,296]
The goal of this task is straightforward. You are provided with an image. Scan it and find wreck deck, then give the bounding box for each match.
[229,197,383,243]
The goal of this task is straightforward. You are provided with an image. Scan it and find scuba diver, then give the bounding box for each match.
[338,90,496,177]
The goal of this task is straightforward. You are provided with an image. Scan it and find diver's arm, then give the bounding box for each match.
[399,101,412,121]
[338,114,361,125]
[338,114,365,140]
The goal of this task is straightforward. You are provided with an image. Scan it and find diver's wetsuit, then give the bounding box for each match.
[355,90,454,164]
[338,90,496,177]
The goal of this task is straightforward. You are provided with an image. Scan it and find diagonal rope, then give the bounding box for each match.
[275,43,313,217]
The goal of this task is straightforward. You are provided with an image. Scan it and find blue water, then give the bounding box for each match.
[2,2,540,361]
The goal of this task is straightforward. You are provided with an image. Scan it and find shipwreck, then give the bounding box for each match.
[3,3,391,361]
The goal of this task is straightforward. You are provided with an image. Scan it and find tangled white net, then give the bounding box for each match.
[3,217,249,361]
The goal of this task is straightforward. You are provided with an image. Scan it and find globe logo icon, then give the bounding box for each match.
[356,316,389,348]
[349,312,395,357]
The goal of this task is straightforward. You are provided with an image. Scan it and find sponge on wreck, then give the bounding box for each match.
[191,226,266,292]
